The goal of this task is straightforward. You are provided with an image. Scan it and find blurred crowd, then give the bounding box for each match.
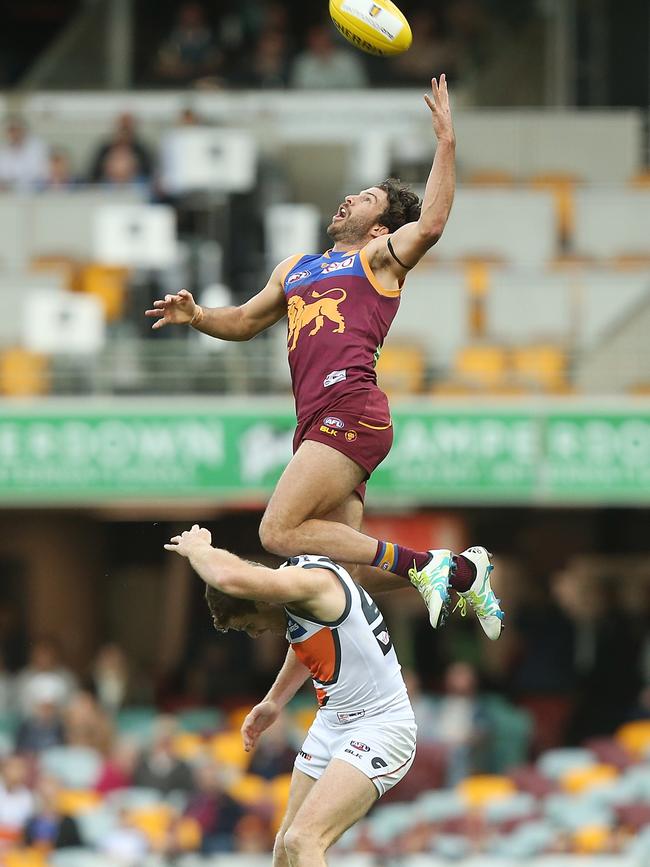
[0,553,647,858]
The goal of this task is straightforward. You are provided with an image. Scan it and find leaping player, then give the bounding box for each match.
[147,76,503,641]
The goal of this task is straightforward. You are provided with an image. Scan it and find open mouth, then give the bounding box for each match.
[332,204,347,221]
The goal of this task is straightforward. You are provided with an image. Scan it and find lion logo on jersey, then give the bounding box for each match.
[287,288,347,352]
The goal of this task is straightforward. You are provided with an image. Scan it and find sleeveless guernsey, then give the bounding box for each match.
[282,248,403,425]
[283,555,414,725]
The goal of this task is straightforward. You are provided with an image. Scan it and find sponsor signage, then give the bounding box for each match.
[0,401,647,505]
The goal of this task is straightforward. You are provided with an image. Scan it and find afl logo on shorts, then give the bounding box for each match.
[350,740,370,752]
[323,416,345,429]
[287,270,311,285]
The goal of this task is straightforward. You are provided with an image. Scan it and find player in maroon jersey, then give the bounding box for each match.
[146,76,504,641]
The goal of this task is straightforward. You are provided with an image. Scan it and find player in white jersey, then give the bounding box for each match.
[165,525,424,866]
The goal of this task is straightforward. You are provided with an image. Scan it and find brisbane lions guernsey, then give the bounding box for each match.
[282,248,403,424]
[283,555,414,725]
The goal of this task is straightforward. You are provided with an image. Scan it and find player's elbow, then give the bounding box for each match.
[419,221,444,246]
[216,570,250,598]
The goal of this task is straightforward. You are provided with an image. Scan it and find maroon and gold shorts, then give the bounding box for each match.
[292,391,393,502]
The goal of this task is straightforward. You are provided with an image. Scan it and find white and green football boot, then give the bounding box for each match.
[453,546,504,640]
[408,549,452,629]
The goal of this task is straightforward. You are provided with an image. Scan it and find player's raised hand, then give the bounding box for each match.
[424,74,455,146]
[241,700,280,752]
[165,524,212,556]
[145,289,197,330]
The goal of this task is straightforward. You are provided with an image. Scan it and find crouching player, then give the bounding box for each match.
[165,524,419,866]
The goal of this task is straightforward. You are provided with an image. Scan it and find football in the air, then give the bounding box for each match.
[329,0,412,56]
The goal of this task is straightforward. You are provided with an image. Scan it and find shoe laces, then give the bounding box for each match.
[454,569,501,620]
[408,562,449,604]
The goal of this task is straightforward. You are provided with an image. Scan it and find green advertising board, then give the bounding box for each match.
[0,400,648,506]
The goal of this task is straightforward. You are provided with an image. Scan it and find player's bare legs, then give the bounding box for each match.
[323,494,409,593]
[273,769,317,867]
[260,441,395,565]
[280,759,378,866]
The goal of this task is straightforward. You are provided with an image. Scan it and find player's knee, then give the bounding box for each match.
[259,513,293,556]
[284,824,323,861]
[272,831,289,865]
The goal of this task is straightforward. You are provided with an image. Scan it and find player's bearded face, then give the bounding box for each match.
[327,189,388,243]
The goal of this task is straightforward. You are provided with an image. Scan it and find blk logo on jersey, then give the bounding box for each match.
[287,289,347,352]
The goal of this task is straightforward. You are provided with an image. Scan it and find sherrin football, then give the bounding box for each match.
[329,0,412,57]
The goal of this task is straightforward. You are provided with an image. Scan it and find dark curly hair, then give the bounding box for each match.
[377,178,422,233]
[205,585,257,631]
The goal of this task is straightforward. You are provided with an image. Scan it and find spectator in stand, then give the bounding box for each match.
[63,690,113,755]
[184,762,243,854]
[247,713,295,779]
[42,148,77,191]
[95,738,138,795]
[153,2,222,87]
[0,755,34,850]
[132,715,193,794]
[14,638,77,718]
[89,113,152,185]
[290,23,368,90]
[23,775,83,850]
[431,661,487,786]
[90,643,135,715]
[14,675,66,754]
[234,27,290,89]
[0,116,48,191]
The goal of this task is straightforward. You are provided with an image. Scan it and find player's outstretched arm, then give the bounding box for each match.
[165,525,342,613]
[241,649,310,751]
[370,75,456,275]
[144,256,293,340]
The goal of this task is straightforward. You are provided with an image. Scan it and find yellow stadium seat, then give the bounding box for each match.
[56,789,102,815]
[211,731,250,770]
[611,254,650,270]
[30,255,81,292]
[292,707,317,735]
[0,349,49,396]
[175,816,202,850]
[228,706,252,732]
[629,170,650,188]
[269,773,293,831]
[227,774,268,806]
[430,381,476,396]
[454,345,509,390]
[615,720,650,757]
[573,824,611,854]
[465,171,516,187]
[79,264,128,321]
[128,805,174,847]
[172,732,205,761]
[376,343,426,396]
[457,774,516,807]
[561,764,618,794]
[511,344,567,392]
[4,850,48,867]
[529,173,579,245]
